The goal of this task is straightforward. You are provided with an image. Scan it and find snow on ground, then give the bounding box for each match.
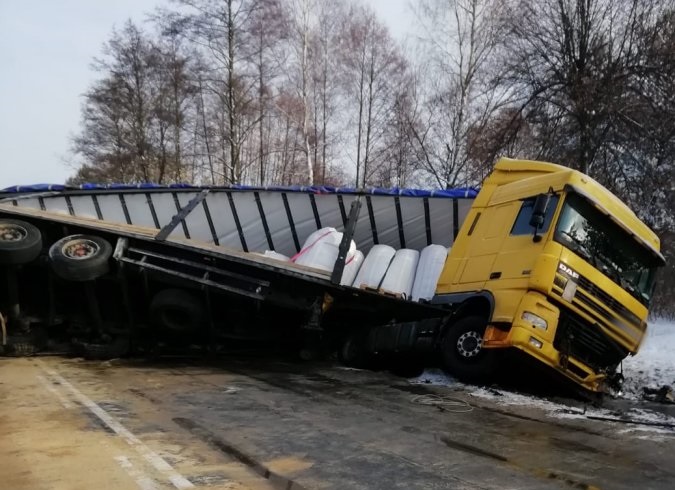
[408,319,675,435]
[468,386,675,437]
[408,368,459,387]
[622,318,675,398]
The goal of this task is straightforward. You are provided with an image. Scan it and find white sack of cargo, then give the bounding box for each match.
[340,250,364,286]
[299,227,339,250]
[351,244,396,289]
[380,249,420,298]
[293,227,356,272]
[261,250,291,262]
[411,244,449,301]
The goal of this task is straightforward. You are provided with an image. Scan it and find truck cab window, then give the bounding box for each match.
[510,195,559,235]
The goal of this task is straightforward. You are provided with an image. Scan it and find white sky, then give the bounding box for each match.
[0,0,412,188]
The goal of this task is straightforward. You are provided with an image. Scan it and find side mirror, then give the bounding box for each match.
[529,194,551,242]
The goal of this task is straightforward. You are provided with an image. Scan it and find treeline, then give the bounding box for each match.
[69,0,674,315]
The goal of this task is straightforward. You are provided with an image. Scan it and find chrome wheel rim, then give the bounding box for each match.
[0,224,27,243]
[456,331,482,358]
[62,239,100,260]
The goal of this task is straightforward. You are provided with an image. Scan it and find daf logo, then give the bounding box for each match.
[558,262,579,279]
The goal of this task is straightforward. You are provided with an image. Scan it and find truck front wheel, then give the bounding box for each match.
[442,315,495,383]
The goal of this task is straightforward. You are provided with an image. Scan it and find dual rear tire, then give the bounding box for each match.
[0,219,113,282]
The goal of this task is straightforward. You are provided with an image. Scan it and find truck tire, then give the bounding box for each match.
[49,235,112,281]
[338,331,370,369]
[72,338,129,360]
[3,329,47,357]
[442,315,495,383]
[149,289,204,332]
[4,335,38,356]
[0,219,42,265]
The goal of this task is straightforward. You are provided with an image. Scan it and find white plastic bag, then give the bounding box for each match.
[293,227,355,272]
[411,244,449,301]
[380,248,420,298]
[340,250,364,286]
[351,244,396,289]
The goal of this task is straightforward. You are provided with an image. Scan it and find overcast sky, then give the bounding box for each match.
[0,0,412,188]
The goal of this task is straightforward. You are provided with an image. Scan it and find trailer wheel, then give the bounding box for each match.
[442,315,495,383]
[4,335,38,356]
[3,329,47,357]
[73,338,129,360]
[49,235,112,281]
[0,219,42,265]
[338,331,370,369]
[149,289,204,332]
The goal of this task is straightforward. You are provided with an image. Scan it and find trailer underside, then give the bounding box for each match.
[0,204,450,364]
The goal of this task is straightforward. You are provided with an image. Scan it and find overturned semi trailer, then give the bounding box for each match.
[0,183,476,364]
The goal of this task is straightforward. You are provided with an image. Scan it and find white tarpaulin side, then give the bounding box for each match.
[4,188,474,255]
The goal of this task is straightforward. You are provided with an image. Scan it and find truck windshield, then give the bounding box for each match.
[554,192,659,305]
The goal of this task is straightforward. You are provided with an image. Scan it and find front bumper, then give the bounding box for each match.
[483,291,611,392]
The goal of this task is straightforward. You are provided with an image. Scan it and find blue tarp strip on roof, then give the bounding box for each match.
[2,183,478,198]
[2,184,68,192]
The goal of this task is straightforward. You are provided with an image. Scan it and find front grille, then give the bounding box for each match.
[553,311,628,371]
[577,275,643,325]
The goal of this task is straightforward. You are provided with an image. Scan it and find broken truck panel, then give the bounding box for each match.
[0,157,665,394]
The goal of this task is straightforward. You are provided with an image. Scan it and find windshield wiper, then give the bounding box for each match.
[559,231,594,263]
[595,251,624,286]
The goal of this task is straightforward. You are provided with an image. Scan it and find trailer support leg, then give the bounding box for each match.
[84,282,103,339]
[5,267,20,322]
[4,266,29,334]
[299,298,325,361]
[117,264,135,352]
[202,280,216,357]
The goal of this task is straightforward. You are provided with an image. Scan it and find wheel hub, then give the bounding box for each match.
[0,225,27,242]
[456,331,482,358]
[62,239,100,260]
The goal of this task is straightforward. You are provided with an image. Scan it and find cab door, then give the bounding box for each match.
[490,196,559,283]
[454,196,559,289]
[455,202,519,289]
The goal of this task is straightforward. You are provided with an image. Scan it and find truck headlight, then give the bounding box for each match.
[522,311,548,330]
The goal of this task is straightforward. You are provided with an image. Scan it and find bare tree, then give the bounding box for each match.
[311,0,346,184]
[496,0,663,172]
[249,0,287,185]
[339,5,407,187]
[284,0,317,185]
[373,86,418,187]
[160,0,263,184]
[71,21,163,183]
[410,0,504,188]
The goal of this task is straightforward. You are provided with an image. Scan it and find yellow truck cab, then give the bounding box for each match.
[434,158,665,392]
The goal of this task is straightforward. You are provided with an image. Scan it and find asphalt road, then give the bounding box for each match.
[1,355,674,490]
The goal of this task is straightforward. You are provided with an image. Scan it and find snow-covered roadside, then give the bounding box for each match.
[468,386,675,437]
[622,318,675,398]
[408,319,675,435]
[410,319,675,395]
